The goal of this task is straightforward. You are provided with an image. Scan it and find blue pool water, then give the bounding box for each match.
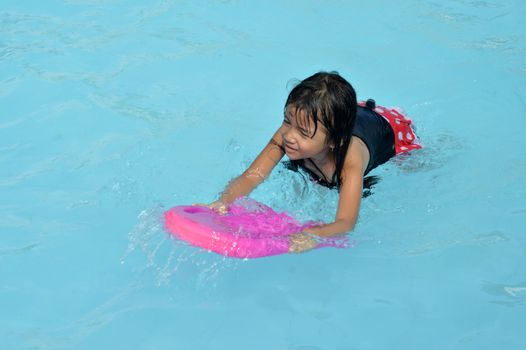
[1,1,525,349]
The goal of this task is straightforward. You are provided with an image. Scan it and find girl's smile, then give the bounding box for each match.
[285,143,299,153]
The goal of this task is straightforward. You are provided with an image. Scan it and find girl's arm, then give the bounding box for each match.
[214,128,286,207]
[303,142,367,237]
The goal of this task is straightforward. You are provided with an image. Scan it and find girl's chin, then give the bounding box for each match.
[285,147,305,160]
[286,153,302,160]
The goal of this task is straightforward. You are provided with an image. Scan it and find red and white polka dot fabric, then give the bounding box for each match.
[358,101,422,155]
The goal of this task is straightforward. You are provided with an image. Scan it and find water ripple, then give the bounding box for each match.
[0,155,63,187]
[404,230,510,256]
[463,36,524,52]
[88,92,179,124]
[451,0,504,9]
[0,243,40,257]
[481,280,526,307]
[24,62,126,85]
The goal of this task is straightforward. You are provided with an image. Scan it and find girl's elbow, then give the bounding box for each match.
[341,219,356,233]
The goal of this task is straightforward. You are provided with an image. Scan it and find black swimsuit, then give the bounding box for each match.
[352,104,396,175]
[283,102,396,188]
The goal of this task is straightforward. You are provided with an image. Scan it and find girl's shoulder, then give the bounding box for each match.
[345,135,370,176]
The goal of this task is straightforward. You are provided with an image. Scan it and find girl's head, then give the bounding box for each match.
[283,71,357,187]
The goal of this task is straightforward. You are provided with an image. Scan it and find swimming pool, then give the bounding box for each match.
[1,0,525,349]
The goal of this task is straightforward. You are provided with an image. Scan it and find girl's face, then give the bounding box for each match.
[280,105,330,161]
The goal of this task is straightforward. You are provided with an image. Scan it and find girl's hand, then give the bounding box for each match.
[288,232,319,254]
[209,201,228,215]
[193,201,228,215]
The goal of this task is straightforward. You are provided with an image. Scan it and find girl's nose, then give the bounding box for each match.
[282,129,296,144]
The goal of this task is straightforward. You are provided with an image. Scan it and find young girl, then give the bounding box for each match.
[205,72,421,253]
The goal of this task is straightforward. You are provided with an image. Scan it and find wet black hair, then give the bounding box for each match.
[284,71,357,188]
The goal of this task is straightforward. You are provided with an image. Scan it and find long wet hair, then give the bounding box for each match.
[285,71,357,188]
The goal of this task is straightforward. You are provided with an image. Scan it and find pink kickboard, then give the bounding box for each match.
[164,198,349,258]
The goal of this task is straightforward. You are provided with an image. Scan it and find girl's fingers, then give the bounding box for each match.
[191,203,227,215]
[288,233,318,253]
[209,201,228,215]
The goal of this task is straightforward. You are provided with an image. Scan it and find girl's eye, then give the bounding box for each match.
[283,118,310,137]
[300,128,312,137]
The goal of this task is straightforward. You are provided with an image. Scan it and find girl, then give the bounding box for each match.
[206,72,421,253]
